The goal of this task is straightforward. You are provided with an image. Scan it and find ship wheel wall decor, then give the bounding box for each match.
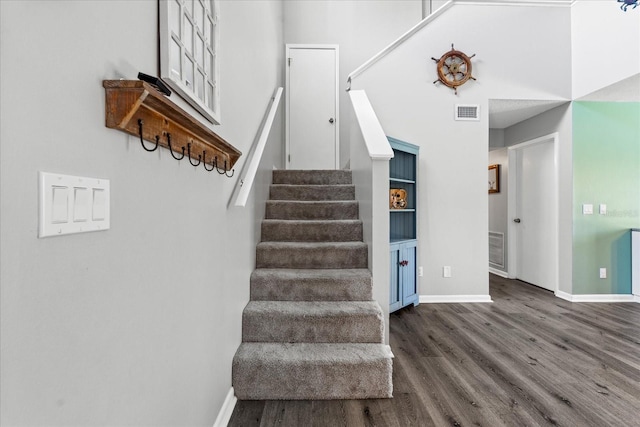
[432,44,476,95]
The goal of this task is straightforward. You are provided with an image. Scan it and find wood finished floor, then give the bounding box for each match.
[228,275,640,426]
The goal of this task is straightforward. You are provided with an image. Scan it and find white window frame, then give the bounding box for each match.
[159,0,220,124]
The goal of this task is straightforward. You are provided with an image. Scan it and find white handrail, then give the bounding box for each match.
[231,87,283,207]
[349,90,394,160]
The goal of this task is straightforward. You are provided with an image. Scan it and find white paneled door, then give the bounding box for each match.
[511,136,557,292]
[286,45,339,170]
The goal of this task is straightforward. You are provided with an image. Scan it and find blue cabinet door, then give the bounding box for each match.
[401,240,418,307]
[390,240,418,313]
[390,243,402,312]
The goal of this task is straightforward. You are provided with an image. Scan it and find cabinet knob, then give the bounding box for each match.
[399,260,409,267]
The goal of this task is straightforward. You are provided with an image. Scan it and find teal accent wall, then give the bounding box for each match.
[573,102,640,294]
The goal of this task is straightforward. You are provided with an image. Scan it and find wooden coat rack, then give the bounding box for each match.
[103,80,241,175]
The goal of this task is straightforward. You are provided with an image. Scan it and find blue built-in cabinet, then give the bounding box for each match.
[388,137,419,313]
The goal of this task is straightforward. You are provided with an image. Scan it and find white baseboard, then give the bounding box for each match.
[213,387,237,427]
[555,290,637,303]
[420,294,493,303]
[489,267,509,278]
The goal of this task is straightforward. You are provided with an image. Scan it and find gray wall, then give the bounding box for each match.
[488,148,509,273]
[0,1,284,425]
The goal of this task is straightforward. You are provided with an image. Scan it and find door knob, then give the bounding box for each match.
[329,118,334,124]
[513,218,521,223]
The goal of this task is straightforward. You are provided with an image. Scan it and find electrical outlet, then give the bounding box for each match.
[443,266,452,278]
[599,268,607,279]
[418,266,423,277]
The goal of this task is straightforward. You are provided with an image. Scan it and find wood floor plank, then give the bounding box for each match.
[228,275,640,426]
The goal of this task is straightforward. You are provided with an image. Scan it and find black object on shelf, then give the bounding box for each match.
[137,72,171,96]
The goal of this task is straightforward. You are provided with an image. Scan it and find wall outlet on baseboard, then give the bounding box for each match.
[599,268,607,279]
[443,266,452,278]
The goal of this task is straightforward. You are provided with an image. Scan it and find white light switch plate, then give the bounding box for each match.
[583,204,593,215]
[39,172,110,237]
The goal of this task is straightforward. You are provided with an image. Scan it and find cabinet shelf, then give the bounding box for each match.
[103,80,241,169]
[390,209,416,213]
[390,177,415,184]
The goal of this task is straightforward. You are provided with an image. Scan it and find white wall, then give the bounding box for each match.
[350,2,572,297]
[571,0,640,99]
[504,104,573,294]
[284,0,421,168]
[0,1,283,425]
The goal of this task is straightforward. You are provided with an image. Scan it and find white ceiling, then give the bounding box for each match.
[488,99,568,129]
[577,73,640,102]
[488,73,640,129]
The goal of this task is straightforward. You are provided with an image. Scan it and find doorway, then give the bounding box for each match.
[285,44,339,170]
[507,133,559,292]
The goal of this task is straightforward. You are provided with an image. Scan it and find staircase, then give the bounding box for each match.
[232,170,393,400]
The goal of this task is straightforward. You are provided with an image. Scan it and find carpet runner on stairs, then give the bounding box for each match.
[232,170,393,400]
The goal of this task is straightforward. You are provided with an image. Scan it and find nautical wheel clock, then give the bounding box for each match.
[432,44,476,95]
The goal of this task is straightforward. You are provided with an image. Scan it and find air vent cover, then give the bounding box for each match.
[455,104,480,121]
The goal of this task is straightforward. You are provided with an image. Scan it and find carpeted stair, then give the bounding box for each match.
[232,170,393,400]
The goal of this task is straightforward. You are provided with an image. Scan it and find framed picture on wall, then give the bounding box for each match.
[488,164,500,193]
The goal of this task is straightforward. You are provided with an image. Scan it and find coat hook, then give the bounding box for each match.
[223,160,235,178]
[187,143,201,166]
[166,133,185,160]
[137,119,159,152]
[203,151,215,171]
[214,156,226,175]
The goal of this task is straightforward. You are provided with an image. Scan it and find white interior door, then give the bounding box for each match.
[286,45,338,170]
[513,138,556,291]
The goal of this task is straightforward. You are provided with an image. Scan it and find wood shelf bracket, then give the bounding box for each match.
[103,80,241,175]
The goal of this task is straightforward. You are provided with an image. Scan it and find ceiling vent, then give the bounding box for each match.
[455,104,480,121]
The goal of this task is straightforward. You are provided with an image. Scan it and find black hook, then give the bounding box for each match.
[203,151,215,171]
[187,143,201,166]
[223,160,235,178]
[214,156,226,175]
[138,119,159,152]
[166,133,185,160]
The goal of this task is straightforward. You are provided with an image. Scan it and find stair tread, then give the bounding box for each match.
[235,342,393,363]
[257,241,367,248]
[252,268,371,279]
[273,170,353,185]
[262,219,362,224]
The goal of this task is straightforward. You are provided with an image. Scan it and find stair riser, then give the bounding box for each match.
[243,312,383,343]
[273,170,352,185]
[265,201,359,220]
[233,357,392,400]
[250,269,373,301]
[261,221,363,242]
[256,246,368,269]
[251,280,372,301]
[270,185,355,201]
